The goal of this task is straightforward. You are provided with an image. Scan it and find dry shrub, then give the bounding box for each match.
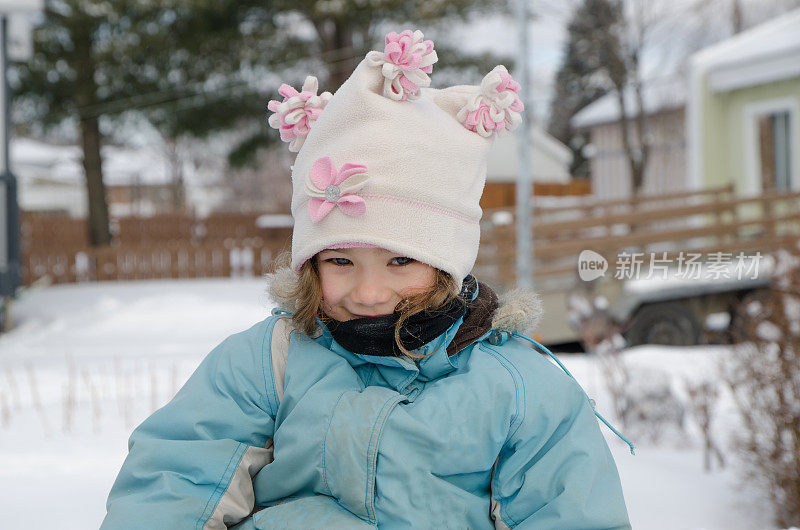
[723,248,800,527]
[685,380,725,472]
[567,288,685,444]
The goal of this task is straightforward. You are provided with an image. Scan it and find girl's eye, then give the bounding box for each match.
[391,257,415,266]
[326,258,352,266]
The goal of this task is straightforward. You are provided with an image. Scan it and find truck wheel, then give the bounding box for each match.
[625,301,701,347]
[727,288,773,342]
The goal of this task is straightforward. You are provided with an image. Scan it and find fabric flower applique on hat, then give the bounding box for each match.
[457,65,524,137]
[304,156,371,223]
[267,76,332,152]
[365,29,438,101]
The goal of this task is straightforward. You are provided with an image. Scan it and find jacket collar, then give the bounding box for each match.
[318,316,467,390]
[314,282,493,391]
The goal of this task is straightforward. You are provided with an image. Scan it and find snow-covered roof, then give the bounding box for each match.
[101,144,172,186]
[11,137,174,186]
[571,78,686,129]
[12,136,81,168]
[691,8,800,93]
[486,125,572,183]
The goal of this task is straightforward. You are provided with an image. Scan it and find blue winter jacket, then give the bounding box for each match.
[102,298,630,529]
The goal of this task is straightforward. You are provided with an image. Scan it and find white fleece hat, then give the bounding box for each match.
[267,30,523,290]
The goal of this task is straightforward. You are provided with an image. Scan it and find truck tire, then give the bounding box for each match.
[625,301,701,347]
[727,288,772,343]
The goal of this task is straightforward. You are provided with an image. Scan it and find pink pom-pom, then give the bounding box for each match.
[267,76,332,152]
[457,65,524,137]
[366,30,438,101]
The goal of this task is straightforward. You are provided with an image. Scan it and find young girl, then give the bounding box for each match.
[102,30,631,529]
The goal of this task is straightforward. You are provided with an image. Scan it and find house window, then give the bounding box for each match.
[757,110,792,191]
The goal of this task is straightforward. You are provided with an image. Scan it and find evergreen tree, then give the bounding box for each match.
[142,0,511,169]
[12,0,141,245]
[548,0,626,178]
[13,0,509,243]
[12,1,285,241]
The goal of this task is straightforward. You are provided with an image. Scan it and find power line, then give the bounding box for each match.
[69,45,363,120]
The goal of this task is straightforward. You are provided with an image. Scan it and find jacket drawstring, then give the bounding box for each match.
[508,331,636,456]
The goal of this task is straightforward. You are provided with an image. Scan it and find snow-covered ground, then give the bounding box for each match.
[0,279,779,529]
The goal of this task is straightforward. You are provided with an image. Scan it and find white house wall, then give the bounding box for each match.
[587,108,687,201]
[19,180,86,217]
[485,127,572,183]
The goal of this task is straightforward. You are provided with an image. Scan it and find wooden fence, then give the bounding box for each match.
[477,184,800,286]
[21,212,279,248]
[24,238,290,284]
[21,212,292,285]
[21,184,800,287]
[481,180,592,208]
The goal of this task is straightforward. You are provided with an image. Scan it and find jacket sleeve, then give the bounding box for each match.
[101,320,278,530]
[489,349,631,530]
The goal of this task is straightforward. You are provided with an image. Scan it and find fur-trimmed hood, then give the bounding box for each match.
[491,286,543,335]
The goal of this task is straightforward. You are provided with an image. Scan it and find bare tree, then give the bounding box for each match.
[164,139,187,214]
[601,0,800,195]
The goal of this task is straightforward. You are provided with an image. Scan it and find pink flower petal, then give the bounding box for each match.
[405,54,421,69]
[308,198,336,223]
[498,71,521,93]
[370,30,437,101]
[458,66,524,136]
[309,156,336,189]
[278,84,299,99]
[385,41,403,63]
[294,121,309,136]
[267,76,331,152]
[336,195,367,217]
[336,163,368,185]
[306,106,323,120]
[398,76,419,96]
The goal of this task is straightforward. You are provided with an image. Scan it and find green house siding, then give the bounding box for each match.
[700,77,728,190]
[701,76,800,195]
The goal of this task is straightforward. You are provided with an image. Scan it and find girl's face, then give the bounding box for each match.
[316,247,436,321]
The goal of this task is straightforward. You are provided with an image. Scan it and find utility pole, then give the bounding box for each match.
[515,0,534,290]
[0,2,43,330]
[0,15,20,305]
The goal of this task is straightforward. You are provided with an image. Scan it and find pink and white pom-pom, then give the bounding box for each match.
[267,76,332,152]
[366,30,438,101]
[457,65,524,137]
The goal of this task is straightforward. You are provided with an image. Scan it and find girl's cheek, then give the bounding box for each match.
[320,281,345,308]
[320,298,334,318]
[321,297,349,321]
[320,289,336,308]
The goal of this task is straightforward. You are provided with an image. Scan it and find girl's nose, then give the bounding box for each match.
[351,274,393,307]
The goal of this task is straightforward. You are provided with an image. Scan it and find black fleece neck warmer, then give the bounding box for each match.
[324,275,477,357]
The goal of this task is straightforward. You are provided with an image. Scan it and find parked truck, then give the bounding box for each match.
[475,184,799,348]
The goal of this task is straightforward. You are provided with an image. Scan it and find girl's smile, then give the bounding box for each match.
[316,247,436,321]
